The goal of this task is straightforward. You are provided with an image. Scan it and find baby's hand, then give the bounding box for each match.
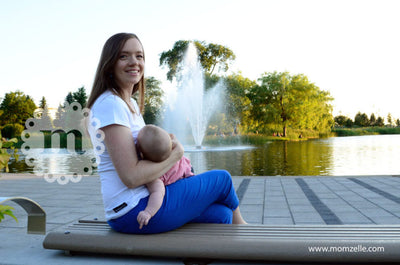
[137,210,152,229]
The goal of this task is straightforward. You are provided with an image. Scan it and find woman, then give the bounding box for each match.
[87,32,246,234]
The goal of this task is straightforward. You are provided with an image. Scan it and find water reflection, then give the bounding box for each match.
[7,135,400,176]
[9,148,96,175]
[329,135,400,175]
[186,140,334,176]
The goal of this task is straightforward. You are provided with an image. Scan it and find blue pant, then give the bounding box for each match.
[107,170,239,234]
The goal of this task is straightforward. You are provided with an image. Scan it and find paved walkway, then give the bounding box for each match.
[1,174,400,264]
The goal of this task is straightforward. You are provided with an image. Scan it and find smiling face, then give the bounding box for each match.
[113,37,145,91]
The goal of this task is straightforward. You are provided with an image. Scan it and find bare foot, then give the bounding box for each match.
[232,206,248,224]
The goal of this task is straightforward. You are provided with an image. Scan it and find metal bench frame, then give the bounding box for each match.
[0,196,46,234]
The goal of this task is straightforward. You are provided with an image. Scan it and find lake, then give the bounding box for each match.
[7,135,400,176]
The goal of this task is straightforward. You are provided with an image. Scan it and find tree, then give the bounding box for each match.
[65,92,74,105]
[354,112,370,127]
[39,96,47,109]
[73,87,88,108]
[335,115,350,127]
[36,96,53,129]
[248,72,288,134]
[159,40,235,81]
[345,118,354,128]
[140,77,164,124]
[250,72,333,136]
[64,87,88,108]
[224,73,255,133]
[335,115,353,128]
[53,104,65,129]
[0,91,37,127]
[375,116,384,127]
[369,113,376,126]
[387,113,393,126]
[199,43,236,75]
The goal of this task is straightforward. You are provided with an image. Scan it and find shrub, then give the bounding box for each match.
[0,205,17,223]
[0,134,18,223]
[1,123,24,139]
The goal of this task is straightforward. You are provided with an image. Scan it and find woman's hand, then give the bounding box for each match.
[169,134,184,160]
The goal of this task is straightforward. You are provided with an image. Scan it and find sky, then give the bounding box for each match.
[1,0,399,120]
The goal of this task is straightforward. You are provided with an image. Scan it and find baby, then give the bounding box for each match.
[136,124,194,229]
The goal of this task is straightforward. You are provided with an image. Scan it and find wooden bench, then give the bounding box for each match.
[0,196,46,234]
[43,220,400,263]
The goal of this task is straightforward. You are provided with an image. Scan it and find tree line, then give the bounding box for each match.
[1,39,397,140]
[335,112,400,128]
[0,88,87,139]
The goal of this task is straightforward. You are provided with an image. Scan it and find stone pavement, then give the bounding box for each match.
[1,174,400,264]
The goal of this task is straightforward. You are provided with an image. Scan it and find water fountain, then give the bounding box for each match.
[162,42,224,149]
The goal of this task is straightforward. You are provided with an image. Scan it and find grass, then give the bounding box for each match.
[203,129,330,146]
[333,126,400,136]
[203,134,285,146]
[204,126,400,145]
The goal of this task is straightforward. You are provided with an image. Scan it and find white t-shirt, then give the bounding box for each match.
[89,90,149,220]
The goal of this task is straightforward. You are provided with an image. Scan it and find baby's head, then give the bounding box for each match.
[137,125,172,162]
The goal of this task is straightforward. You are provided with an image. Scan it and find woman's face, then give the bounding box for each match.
[114,38,145,90]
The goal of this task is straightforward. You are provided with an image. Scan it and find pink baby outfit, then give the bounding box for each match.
[160,156,194,185]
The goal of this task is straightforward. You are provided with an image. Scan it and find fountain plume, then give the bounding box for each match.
[162,42,224,147]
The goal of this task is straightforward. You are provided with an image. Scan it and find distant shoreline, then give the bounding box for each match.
[10,127,400,149]
[203,128,400,144]
[332,126,400,137]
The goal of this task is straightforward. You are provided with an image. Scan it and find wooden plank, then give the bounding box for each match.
[43,222,400,262]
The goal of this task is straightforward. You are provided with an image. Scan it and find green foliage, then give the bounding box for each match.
[0,132,19,173]
[375,116,385,127]
[159,40,235,81]
[199,42,236,74]
[1,123,24,139]
[159,42,336,139]
[0,132,19,223]
[249,72,333,136]
[366,127,400,134]
[387,113,393,126]
[141,77,164,124]
[65,86,88,108]
[35,104,54,129]
[73,87,88,108]
[203,128,328,146]
[204,73,221,90]
[333,127,400,136]
[0,205,18,223]
[0,91,37,127]
[65,92,74,104]
[354,112,370,127]
[223,73,255,134]
[52,86,89,131]
[334,112,389,128]
[370,113,376,126]
[159,40,187,81]
[335,115,350,127]
[39,96,47,109]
